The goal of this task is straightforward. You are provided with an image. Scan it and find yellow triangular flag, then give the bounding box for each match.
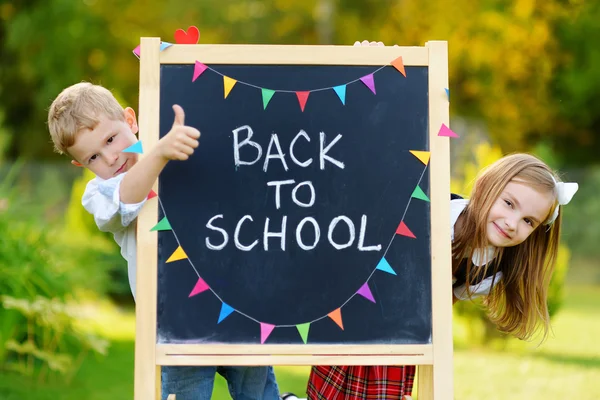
[409,150,430,166]
[166,246,188,263]
[223,76,237,98]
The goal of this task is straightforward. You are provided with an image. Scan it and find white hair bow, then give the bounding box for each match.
[546,177,579,225]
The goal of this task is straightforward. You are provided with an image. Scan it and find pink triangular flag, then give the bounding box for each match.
[360,74,376,94]
[188,277,210,297]
[396,221,416,238]
[357,282,376,303]
[260,323,275,344]
[193,61,208,82]
[296,91,310,112]
[438,123,459,138]
[132,45,141,58]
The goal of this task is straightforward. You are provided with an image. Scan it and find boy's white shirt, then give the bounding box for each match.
[81,176,499,302]
[450,198,503,300]
[82,173,145,300]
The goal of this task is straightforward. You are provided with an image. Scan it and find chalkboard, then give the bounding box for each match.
[155,63,432,345]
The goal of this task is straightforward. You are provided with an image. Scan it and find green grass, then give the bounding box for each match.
[1,286,599,399]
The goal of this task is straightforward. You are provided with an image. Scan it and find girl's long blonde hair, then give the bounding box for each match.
[453,153,562,342]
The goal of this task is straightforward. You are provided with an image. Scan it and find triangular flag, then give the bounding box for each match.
[218,303,235,323]
[411,186,430,202]
[333,85,346,105]
[409,150,430,165]
[327,308,344,330]
[160,42,173,51]
[357,282,376,303]
[396,221,416,238]
[188,276,210,297]
[438,123,459,138]
[445,88,450,100]
[150,216,172,232]
[360,74,376,94]
[147,190,157,200]
[166,246,188,263]
[262,89,276,109]
[391,56,406,77]
[296,91,310,112]
[132,45,141,58]
[296,323,310,344]
[122,141,143,154]
[376,258,397,275]
[193,61,208,82]
[260,323,275,344]
[223,76,237,98]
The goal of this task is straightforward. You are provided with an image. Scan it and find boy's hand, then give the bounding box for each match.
[156,105,201,161]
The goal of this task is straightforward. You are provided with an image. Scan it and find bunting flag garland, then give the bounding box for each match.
[147,190,158,200]
[260,323,275,344]
[396,221,416,238]
[193,61,208,82]
[150,217,172,232]
[391,56,406,77]
[357,282,376,303]
[122,141,143,154]
[189,276,210,297]
[132,41,172,58]
[296,91,310,112]
[445,88,450,100]
[218,303,235,323]
[333,85,346,105]
[409,150,430,166]
[262,89,276,109]
[296,323,310,344]
[166,246,188,263]
[328,308,344,330]
[376,257,397,275]
[411,186,430,202]
[360,74,376,94]
[438,123,459,138]
[223,76,237,98]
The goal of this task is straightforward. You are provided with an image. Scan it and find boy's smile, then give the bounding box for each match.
[68,108,139,180]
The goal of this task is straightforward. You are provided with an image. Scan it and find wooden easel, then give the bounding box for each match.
[134,38,453,400]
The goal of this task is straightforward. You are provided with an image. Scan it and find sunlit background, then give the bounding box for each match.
[0,0,598,399]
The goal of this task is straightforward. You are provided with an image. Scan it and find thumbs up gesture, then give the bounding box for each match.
[157,105,201,161]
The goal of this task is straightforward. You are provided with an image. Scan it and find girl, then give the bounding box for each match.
[305,153,578,399]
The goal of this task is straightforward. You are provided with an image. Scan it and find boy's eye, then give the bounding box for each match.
[504,199,512,207]
[89,154,98,163]
[107,135,115,144]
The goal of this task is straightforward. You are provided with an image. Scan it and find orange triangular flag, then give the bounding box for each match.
[396,221,416,238]
[166,246,188,263]
[223,76,237,98]
[391,56,406,77]
[296,91,310,112]
[328,308,344,330]
[409,150,430,166]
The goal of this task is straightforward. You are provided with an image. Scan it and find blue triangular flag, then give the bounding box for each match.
[122,141,143,154]
[333,85,346,105]
[445,88,450,100]
[218,303,235,323]
[376,258,397,275]
[160,42,173,51]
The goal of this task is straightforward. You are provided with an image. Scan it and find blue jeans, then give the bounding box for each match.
[161,365,280,400]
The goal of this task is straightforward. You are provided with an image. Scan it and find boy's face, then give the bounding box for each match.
[68,108,139,180]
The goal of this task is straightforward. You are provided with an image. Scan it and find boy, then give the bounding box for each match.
[48,82,280,400]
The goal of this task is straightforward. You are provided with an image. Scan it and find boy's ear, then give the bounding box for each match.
[124,107,139,134]
[71,160,83,167]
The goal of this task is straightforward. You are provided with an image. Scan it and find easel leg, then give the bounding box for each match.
[417,365,433,400]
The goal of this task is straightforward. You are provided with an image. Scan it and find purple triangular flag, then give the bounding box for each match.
[357,282,376,303]
[360,74,376,95]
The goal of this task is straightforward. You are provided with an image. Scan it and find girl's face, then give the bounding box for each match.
[486,180,555,247]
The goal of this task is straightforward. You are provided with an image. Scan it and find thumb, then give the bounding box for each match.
[172,104,185,127]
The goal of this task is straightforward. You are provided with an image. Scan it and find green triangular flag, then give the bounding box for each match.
[262,89,275,109]
[411,186,430,202]
[150,216,172,231]
[296,323,310,344]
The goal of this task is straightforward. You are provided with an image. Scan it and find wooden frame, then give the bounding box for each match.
[135,38,452,400]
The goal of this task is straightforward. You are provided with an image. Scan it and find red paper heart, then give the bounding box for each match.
[174,26,200,44]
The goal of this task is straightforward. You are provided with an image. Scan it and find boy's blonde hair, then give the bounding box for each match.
[48,82,125,154]
[453,153,561,342]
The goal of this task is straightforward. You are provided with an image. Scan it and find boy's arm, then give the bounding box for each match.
[119,105,200,204]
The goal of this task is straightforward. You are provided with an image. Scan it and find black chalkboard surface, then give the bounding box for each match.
[155,63,431,345]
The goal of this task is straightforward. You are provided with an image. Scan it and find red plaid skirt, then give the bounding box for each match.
[307,365,416,400]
